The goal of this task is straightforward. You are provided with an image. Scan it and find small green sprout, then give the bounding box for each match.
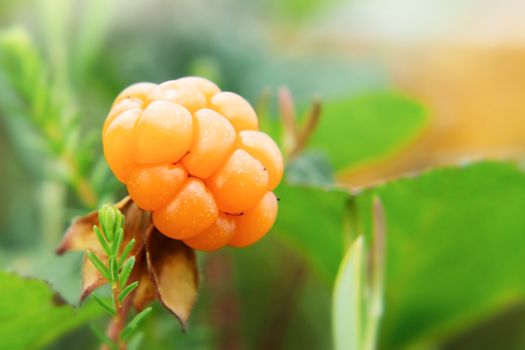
[88,205,152,350]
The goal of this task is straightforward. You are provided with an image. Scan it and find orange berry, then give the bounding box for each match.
[127,164,187,211]
[210,92,258,131]
[229,192,278,247]
[238,130,283,190]
[177,77,220,100]
[183,214,235,251]
[208,149,268,214]
[103,77,283,251]
[152,178,218,239]
[182,108,236,178]
[104,97,143,134]
[103,108,141,182]
[150,80,206,112]
[135,100,193,164]
[113,82,156,106]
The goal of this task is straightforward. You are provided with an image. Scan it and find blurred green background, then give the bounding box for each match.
[2,0,525,349]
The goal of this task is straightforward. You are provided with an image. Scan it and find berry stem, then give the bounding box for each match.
[112,281,123,349]
[104,280,131,350]
[277,86,323,160]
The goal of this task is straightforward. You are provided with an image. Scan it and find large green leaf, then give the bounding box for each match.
[273,183,350,282]
[0,271,102,350]
[355,161,525,348]
[310,93,428,170]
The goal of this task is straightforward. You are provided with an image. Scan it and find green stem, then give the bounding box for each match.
[102,272,131,350]
[110,279,126,350]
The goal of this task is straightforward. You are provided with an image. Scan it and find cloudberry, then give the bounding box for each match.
[102,77,283,251]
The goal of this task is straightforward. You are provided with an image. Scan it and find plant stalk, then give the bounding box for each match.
[103,278,132,350]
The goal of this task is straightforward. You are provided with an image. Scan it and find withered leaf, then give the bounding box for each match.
[146,226,199,329]
[56,210,99,254]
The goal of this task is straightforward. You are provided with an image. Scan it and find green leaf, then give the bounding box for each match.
[310,93,427,170]
[87,251,110,281]
[119,238,135,267]
[112,227,123,256]
[119,256,135,287]
[121,307,153,341]
[0,271,102,350]
[115,211,125,233]
[333,236,364,350]
[274,183,349,282]
[92,294,115,317]
[119,281,139,302]
[93,225,111,256]
[99,205,116,241]
[355,161,525,348]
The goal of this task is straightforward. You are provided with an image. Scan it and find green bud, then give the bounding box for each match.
[115,211,125,233]
[99,205,115,241]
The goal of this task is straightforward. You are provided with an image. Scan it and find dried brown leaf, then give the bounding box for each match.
[56,210,99,255]
[120,199,151,247]
[146,227,199,329]
[133,251,157,311]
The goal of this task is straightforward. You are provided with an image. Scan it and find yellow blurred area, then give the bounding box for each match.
[344,45,525,186]
[319,0,525,186]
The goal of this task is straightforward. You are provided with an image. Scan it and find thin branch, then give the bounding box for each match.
[278,87,299,156]
[288,98,322,159]
[103,288,133,350]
